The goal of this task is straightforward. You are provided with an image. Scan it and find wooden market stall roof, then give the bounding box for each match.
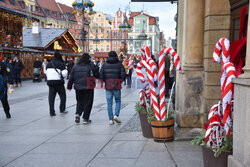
[23,28,80,53]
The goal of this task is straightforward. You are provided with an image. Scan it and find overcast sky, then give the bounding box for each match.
[56,0,177,39]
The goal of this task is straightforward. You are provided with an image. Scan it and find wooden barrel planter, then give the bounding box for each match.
[150,119,174,142]
[139,113,153,138]
[202,146,232,167]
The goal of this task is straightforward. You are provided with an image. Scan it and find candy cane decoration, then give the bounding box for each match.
[222,62,236,135]
[136,50,160,120]
[158,47,181,120]
[213,37,230,64]
[213,38,236,136]
[139,89,147,108]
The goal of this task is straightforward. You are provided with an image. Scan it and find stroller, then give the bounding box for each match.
[33,68,41,82]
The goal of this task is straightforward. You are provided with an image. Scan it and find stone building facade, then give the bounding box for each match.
[176,0,249,166]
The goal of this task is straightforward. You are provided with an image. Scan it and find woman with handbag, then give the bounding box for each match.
[46,51,68,116]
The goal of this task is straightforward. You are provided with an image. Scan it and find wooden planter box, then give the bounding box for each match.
[150,119,174,142]
[138,112,153,138]
[202,146,232,167]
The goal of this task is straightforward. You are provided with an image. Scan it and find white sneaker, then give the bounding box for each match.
[114,115,121,123]
[109,120,114,125]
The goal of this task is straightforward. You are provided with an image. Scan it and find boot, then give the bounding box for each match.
[19,83,22,87]
[5,112,11,119]
[15,84,18,87]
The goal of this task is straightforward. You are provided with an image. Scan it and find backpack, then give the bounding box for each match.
[0,74,6,100]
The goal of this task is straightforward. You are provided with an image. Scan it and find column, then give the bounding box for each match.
[228,4,250,167]
[176,0,205,130]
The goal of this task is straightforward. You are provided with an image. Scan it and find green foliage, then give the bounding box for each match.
[191,129,206,147]
[191,129,233,158]
[135,102,147,114]
[147,104,174,122]
[213,131,233,158]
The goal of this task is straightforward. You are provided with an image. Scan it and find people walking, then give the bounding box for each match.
[42,59,48,81]
[100,51,126,125]
[67,53,99,124]
[46,51,68,116]
[122,57,128,86]
[165,55,170,97]
[127,56,134,88]
[66,57,74,79]
[33,58,42,82]
[12,56,24,87]
[0,58,14,119]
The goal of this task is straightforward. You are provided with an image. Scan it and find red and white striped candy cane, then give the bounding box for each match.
[158,47,181,120]
[213,37,230,64]
[213,38,236,136]
[136,52,160,120]
[143,46,158,82]
[139,89,147,108]
[222,62,236,135]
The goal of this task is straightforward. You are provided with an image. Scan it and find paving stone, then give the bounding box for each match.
[30,143,103,154]
[87,158,137,167]
[47,134,112,143]
[171,150,203,162]
[113,132,146,141]
[5,154,92,167]
[97,140,145,159]
[166,141,202,151]
[135,152,174,167]
[143,140,167,152]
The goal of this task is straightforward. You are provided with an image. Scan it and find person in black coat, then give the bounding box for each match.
[46,51,68,116]
[99,51,126,125]
[67,53,99,124]
[66,58,74,79]
[33,57,42,69]
[12,56,24,87]
[0,60,14,119]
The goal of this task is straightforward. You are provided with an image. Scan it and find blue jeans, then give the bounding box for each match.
[106,89,121,121]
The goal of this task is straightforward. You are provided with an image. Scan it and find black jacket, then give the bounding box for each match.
[99,57,126,90]
[67,61,99,90]
[33,61,42,68]
[12,60,24,73]
[0,61,14,86]
[46,56,67,86]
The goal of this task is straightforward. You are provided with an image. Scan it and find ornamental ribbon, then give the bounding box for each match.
[139,89,147,108]
[158,47,181,120]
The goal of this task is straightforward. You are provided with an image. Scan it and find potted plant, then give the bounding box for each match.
[135,102,153,138]
[147,104,175,142]
[191,128,232,167]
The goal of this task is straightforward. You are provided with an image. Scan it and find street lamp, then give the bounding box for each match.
[72,0,95,52]
[118,24,132,57]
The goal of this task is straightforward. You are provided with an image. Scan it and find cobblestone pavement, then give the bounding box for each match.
[0,80,202,167]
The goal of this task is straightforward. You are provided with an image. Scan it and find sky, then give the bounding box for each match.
[56,0,177,39]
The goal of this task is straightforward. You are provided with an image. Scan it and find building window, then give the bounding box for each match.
[60,14,64,19]
[101,29,104,33]
[95,29,98,33]
[90,45,93,50]
[19,1,25,9]
[101,18,104,21]
[113,31,116,37]
[112,45,116,51]
[9,0,15,5]
[96,18,98,21]
[149,26,153,32]
[37,7,41,13]
[101,45,104,51]
[30,5,34,12]
[53,11,57,17]
[101,23,103,26]
[106,45,109,51]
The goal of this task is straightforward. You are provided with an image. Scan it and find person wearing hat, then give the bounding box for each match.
[67,53,99,124]
[99,51,126,125]
[46,51,68,116]
[12,56,24,87]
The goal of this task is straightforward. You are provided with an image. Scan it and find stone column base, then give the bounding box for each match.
[228,155,247,167]
[176,68,204,128]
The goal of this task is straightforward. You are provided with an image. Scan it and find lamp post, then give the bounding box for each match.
[118,24,132,57]
[72,0,95,53]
